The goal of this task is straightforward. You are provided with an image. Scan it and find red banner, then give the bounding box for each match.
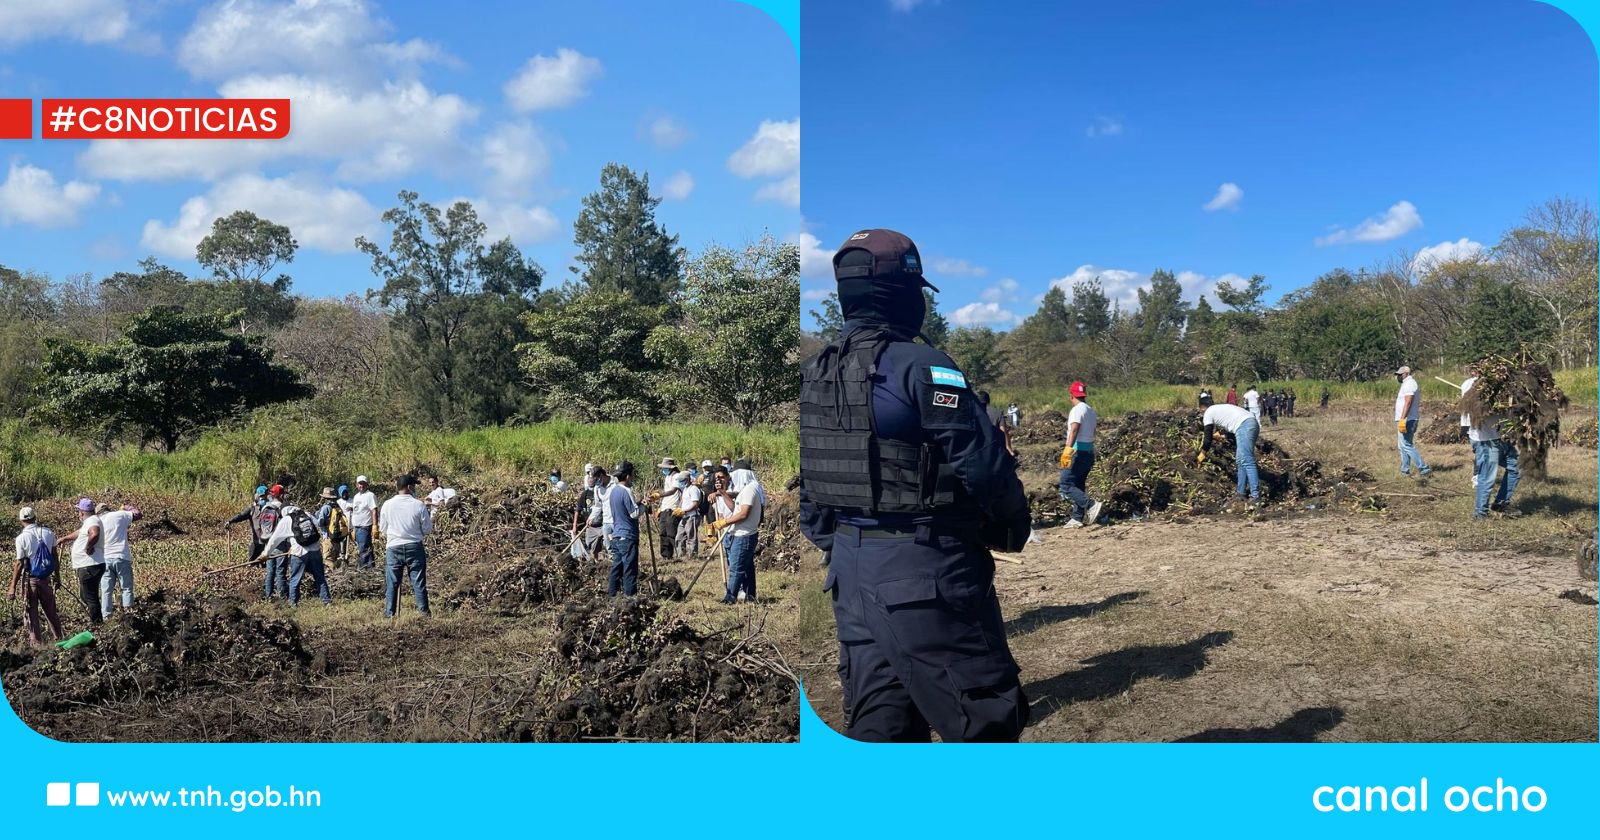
[0,99,30,139]
[39,99,290,139]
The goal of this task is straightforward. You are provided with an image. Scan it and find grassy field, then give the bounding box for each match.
[992,367,1599,418]
[0,418,799,506]
[798,396,1597,743]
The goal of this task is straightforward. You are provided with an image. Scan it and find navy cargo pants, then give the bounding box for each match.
[825,523,1029,742]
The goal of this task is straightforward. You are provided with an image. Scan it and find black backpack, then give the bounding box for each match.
[286,508,320,547]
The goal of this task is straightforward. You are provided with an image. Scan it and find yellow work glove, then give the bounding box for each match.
[1196,451,1206,464]
[710,519,727,531]
[1058,446,1073,469]
[1396,420,1407,434]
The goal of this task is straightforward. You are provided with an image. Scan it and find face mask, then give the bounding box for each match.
[677,478,689,489]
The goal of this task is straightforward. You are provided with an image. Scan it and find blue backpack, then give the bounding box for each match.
[25,531,56,578]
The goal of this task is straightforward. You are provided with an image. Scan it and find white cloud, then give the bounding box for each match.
[950,301,1021,329]
[1086,115,1124,138]
[454,196,560,247]
[1411,237,1486,273]
[754,171,799,207]
[178,0,447,82]
[801,287,832,303]
[141,173,377,257]
[79,75,478,182]
[504,48,603,112]
[1203,182,1243,211]
[979,277,1020,304]
[481,121,550,195]
[659,171,694,201]
[0,161,101,227]
[931,257,988,278]
[729,119,799,207]
[642,114,691,148]
[0,0,133,47]
[1316,200,1422,246]
[795,231,834,279]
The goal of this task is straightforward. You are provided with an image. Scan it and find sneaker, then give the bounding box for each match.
[1065,519,1084,529]
[1085,501,1104,525]
[1471,475,1480,489]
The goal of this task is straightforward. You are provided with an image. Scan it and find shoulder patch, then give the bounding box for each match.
[933,391,960,408]
[928,366,967,388]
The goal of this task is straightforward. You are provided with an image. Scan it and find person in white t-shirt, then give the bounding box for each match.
[671,471,704,559]
[1393,365,1431,479]
[10,506,64,647]
[1243,386,1261,419]
[1462,367,1521,520]
[424,474,458,508]
[379,474,433,618]
[349,475,380,569]
[1056,380,1104,528]
[709,466,763,603]
[255,493,333,607]
[60,497,106,625]
[1198,393,1261,505]
[95,502,142,616]
[1460,366,1479,488]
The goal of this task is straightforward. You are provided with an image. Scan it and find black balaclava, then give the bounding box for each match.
[836,248,925,335]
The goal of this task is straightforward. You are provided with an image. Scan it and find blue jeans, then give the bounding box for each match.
[384,542,430,617]
[724,533,757,603]
[1235,417,1261,500]
[1057,449,1096,522]
[263,554,289,599]
[1472,440,1521,517]
[354,526,374,568]
[608,535,639,596]
[100,555,133,615]
[1397,417,1430,475]
[288,549,332,606]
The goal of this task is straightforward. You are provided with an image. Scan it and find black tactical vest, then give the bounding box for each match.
[799,335,961,516]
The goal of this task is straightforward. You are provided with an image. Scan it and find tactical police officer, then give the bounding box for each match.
[798,228,1033,743]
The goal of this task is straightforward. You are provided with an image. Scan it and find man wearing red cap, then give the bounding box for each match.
[261,484,291,600]
[1057,381,1104,527]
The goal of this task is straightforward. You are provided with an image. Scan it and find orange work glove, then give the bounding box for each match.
[1396,420,1407,434]
[1058,446,1074,469]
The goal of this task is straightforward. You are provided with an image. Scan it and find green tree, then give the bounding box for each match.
[1215,273,1269,314]
[195,210,299,333]
[356,192,544,428]
[645,236,800,429]
[945,326,1005,387]
[1451,277,1551,363]
[809,291,842,341]
[1135,269,1190,381]
[1021,286,1074,344]
[0,265,54,417]
[922,288,949,347]
[571,163,684,306]
[1069,278,1111,337]
[517,288,667,422]
[37,306,311,452]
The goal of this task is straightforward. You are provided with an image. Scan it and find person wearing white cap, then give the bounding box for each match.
[652,457,682,561]
[1393,365,1431,479]
[10,506,64,647]
[671,471,703,559]
[349,475,380,569]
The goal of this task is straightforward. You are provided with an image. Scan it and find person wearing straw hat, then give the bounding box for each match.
[315,487,350,569]
[10,506,64,647]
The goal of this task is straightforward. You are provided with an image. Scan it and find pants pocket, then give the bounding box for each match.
[945,652,1028,743]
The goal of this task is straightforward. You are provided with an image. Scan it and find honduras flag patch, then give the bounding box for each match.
[929,366,967,388]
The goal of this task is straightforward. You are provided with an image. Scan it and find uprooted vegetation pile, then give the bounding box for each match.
[1029,410,1377,521]
[436,483,599,611]
[1565,417,1597,449]
[2,591,315,739]
[1421,411,1466,445]
[508,594,798,742]
[1461,351,1571,476]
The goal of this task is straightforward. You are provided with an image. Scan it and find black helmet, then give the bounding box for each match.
[834,229,938,334]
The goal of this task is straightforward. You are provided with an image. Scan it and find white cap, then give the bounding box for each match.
[1396,365,1411,376]
[356,475,370,484]
[18,506,35,521]
[584,462,596,475]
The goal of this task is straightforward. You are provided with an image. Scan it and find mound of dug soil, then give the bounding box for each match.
[1566,417,1597,449]
[1421,411,1466,445]
[755,491,808,572]
[3,590,313,738]
[507,595,798,742]
[1052,410,1375,520]
[1009,410,1069,446]
[448,550,597,613]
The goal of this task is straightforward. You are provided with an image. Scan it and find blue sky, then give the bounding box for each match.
[800,0,1597,331]
[0,0,797,297]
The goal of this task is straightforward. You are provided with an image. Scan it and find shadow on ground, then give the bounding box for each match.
[1173,706,1346,742]
[1005,591,1144,638]
[1023,630,1234,725]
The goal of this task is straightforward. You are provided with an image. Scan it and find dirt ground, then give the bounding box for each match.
[798,401,1598,742]
[2,485,806,743]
